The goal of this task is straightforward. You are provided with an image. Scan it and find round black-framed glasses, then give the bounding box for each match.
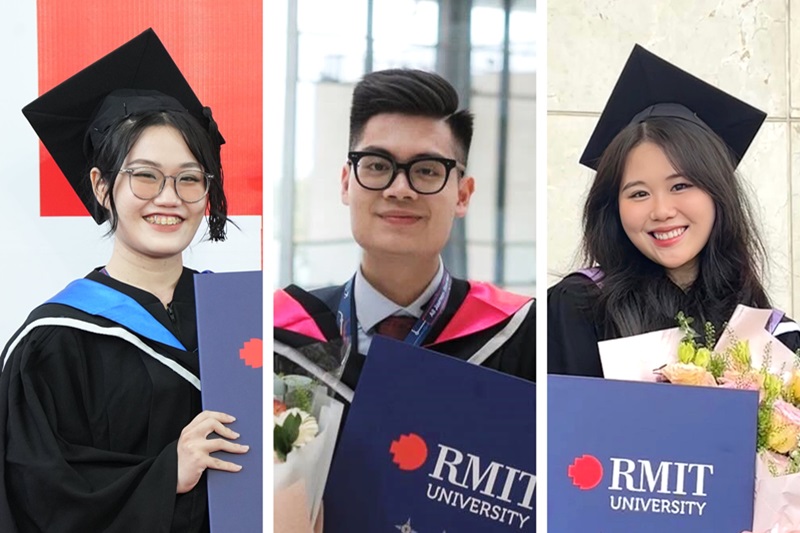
[347,151,461,195]
[119,167,213,204]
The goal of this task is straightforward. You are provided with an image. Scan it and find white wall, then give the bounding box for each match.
[547,0,800,316]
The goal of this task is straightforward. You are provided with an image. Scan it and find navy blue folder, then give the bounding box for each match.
[195,271,262,533]
[324,336,536,532]
[548,375,757,532]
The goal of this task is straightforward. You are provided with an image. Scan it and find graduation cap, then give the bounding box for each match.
[579,44,766,170]
[22,28,224,223]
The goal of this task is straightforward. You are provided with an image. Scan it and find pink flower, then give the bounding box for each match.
[656,363,717,387]
[719,370,765,401]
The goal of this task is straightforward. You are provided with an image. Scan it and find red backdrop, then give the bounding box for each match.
[37,0,262,217]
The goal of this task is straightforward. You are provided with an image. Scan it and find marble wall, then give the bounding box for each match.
[547,0,800,315]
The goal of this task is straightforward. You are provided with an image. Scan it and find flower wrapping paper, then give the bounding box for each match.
[753,452,800,532]
[598,305,800,532]
[274,392,343,532]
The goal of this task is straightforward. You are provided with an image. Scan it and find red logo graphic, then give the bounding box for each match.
[568,454,603,490]
[390,433,428,471]
[239,338,262,369]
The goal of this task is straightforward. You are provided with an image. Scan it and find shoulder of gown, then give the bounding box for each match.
[547,273,605,377]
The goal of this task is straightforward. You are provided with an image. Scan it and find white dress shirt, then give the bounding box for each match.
[353,257,444,354]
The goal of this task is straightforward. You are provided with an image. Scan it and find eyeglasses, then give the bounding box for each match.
[119,167,213,203]
[347,151,461,195]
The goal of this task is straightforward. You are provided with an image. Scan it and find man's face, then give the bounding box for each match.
[341,113,474,260]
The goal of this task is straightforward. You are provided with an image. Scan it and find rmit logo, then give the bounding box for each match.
[389,434,536,509]
[238,338,262,368]
[568,454,714,496]
[390,433,428,471]
[568,454,603,490]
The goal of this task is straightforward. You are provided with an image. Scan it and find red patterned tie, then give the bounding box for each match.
[374,316,417,341]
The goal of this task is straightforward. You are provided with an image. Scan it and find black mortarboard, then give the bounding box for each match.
[579,44,766,170]
[22,28,224,223]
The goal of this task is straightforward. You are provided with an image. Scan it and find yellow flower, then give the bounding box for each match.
[767,400,800,454]
[787,370,800,403]
[657,363,717,387]
[693,347,711,369]
[677,342,696,364]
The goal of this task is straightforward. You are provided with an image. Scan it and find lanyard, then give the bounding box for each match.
[337,269,452,355]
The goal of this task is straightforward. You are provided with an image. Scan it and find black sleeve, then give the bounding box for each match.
[776,318,800,354]
[547,275,605,378]
[0,326,204,533]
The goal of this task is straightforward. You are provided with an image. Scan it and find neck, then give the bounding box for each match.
[666,260,698,290]
[104,245,184,307]
[360,253,440,307]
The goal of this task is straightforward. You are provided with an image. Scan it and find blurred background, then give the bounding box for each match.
[269,0,537,295]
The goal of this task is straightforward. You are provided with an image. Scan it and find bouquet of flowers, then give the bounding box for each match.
[274,342,347,533]
[598,305,800,532]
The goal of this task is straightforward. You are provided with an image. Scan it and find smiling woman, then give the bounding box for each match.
[617,141,716,288]
[546,45,800,378]
[0,30,247,533]
[92,124,214,277]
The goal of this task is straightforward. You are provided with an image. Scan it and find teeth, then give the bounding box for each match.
[145,215,182,226]
[652,227,686,240]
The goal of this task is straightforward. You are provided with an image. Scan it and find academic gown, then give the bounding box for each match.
[0,268,208,533]
[548,273,800,377]
[274,277,536,402]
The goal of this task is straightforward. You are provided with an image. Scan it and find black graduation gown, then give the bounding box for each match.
[548,273,800,377]
[0,268,208,533]
[274,277,536,399]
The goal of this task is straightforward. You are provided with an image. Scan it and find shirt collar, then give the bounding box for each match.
[354,257,444,334]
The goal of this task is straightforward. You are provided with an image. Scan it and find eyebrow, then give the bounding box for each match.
[126,159,202,169]
[620,173,685,192]
[358,146,452,161]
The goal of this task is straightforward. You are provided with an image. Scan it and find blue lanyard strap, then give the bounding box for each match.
[337,269,452,353]
[45,278,187,351]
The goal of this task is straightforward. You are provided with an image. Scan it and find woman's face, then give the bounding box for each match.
[618,141,716,287]
[94,125,208,262]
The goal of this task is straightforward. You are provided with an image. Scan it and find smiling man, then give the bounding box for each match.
[274,69,535,399]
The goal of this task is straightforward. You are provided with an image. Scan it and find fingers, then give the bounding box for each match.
[207,453,245,473]
[207,437,250,456]
[176,410,248,493]
[181,411,238,440]
[184,411,236,432]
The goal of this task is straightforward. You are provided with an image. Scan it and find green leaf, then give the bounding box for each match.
[730,340,751,369]
[704,321,717,349]
[707,352,727,379]
[675,311,698,343]
[274,413,302,460]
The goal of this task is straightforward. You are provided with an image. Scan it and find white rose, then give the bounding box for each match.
[275,407,319,449]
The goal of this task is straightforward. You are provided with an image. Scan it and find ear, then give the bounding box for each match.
[340,162,351,206]
[454,175,475,218]
[90,167,111,209]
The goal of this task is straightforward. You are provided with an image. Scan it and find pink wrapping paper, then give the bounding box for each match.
[598,305,800,531]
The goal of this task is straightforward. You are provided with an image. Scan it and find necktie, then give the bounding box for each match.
[374,315,417,341]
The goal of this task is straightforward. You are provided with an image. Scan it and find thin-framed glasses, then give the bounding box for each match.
[347,151,461,195]
[119,167,213,203]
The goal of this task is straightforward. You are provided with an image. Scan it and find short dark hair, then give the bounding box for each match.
[581,116,769,337]
[90,110,228,241]
[349,69,474,164]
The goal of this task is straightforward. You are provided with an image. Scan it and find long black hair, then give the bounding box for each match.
[90,110,228,241]
[581,116,769,338]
